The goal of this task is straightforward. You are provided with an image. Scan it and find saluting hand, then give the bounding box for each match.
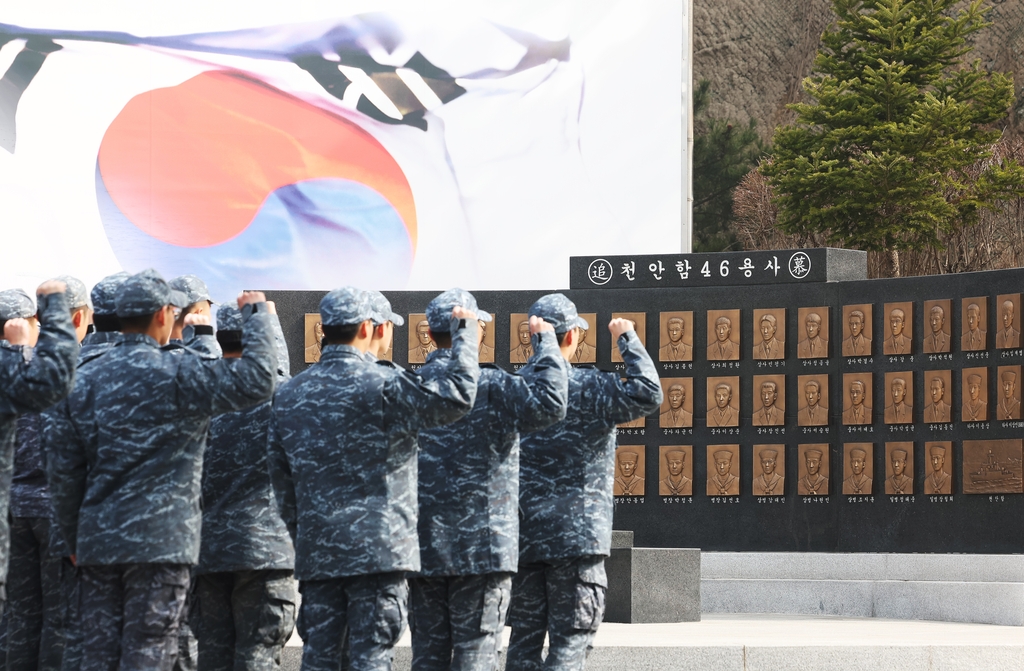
[529,316,554,334]
[237,291,267,308]
[4,318,32,346]
[451,306,477,322]
[184,313,211,327]
[608,318,634,340]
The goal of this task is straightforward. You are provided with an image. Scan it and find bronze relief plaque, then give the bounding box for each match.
[797,444,830,495]
[707,376,740,427]
[659,378,694,428]
[752,308,786,360]
[961,297,988,351]
[408,313,437,364]
[922,370,953,424]
[509,313,533,364]
[884,442,914,495]
[883,301,913,355]
[611,312,646,363]
[797,306,829,359]
[922,299,952,354]
[996,294,1021,349]
[304,313,324,364]
[659,311,694,362]
[883,371,914,424]
[842,373,873,425]
[962,367,989,422]
[924,442,953,494]
[478,313,495,363]
[997,366,1022,420]
[659,445,694,496]
[707,444,741,496]
[798,374,830,426]
[570,313,598,364]
[752,444,785,496]
[706,309,741,361]
[962,440,1023,494]
[614,445,646,496]
[752,374,786,426]
[842,304,873,357]
[842,443,874,495]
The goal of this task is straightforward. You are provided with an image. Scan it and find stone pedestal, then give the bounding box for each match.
[605,531,701,623]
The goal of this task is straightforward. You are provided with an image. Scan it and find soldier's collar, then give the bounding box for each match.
[425,348,453,364]
[118,333,160,348]
[319,343,364,361]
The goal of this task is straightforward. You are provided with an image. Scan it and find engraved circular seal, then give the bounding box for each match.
[588,258,613,286]
[789,252,812,279]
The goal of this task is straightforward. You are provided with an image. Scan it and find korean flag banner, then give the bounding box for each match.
[0,1,682,298]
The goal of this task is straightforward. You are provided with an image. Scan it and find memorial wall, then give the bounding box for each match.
[267,249,1024,554]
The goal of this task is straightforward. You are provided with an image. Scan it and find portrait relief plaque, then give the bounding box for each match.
[883,371,914,424]
[478,313,496,363]
[659,311,694,362]
[842,304,873,357]
[797,307,830,359]
[707,444,741,496]
[884,442,914,495]
[614,445,646,496]
[883,301,913,355]
[752,444,785,496]
[798,374,830,426]
[706,309,741,361]
[842,443,874,495]
[304,313,324,364]
[923,370,953,424]
[659,378,694,428]
[752,308,786,360]
[408,313,437,364]
[997,366,1022,420]
[962,440,1023,494]
[752,374,786,426]
[797,444,830,496]
[707,376,741,427]
[922,299,952,354]
[659,445,693,496]
[924,442,953,494]
[996,294,1021,350]
[570,313,598,364]
[611,312,646,363]
[962,367,989,422]
[509,313,533,364]
[961,297,988,351]
[842,373,873,425]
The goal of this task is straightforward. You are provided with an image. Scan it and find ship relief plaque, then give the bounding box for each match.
[963,440,1023,494]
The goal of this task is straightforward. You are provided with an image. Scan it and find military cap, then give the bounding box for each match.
[850,448,867,459]
[367,291,405,327]
[169,275,214,307]
[0,289,35,320]
[759,448,778,459]
[929,444,947,456]
[529,293,588,333]
[667,449,686,458]
[891,449,908,460]
[968,374,983,385]
[115,269,189,318]
[91,272,131,316]
[426,288,491,333]
[54,275,89,309]
[618,451,639,460]
[713,449,733,461]
[1002,370,1017,382]
[216,304,244,332]
[805,448,823,459]
[319,287,374,326]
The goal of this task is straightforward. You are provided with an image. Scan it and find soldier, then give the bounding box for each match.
[268,287,480,671]
[366,291,405,361]
[799,448,828,495]
[410,289,567,671]
[998,370,1020,420]
[5,278,90,671]
[507,294,661,671]
[192,303,297,671]
[963,373,987,421]
[46,269,277,671]
[925,444,951,494]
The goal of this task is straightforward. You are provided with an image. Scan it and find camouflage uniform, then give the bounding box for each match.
[506,295,662,671]
[192,304,297,671]
[410,290,568,671]
[268,287,480,671]
[45,270,277,671]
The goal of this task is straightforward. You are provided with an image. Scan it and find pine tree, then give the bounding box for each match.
[763,0,1024,276]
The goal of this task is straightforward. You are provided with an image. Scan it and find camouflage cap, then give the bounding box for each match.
[54,275,89,309]
[367,291,405,327]
[320,287,374,326]
[168,275,214,307]
[115,269,189,318]
[529,293,589,333]
[0,289,35,321]
[91,272,131,316]
[216,304,244,332]
[426,288,491,333]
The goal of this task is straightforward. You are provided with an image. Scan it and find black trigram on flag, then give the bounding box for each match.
[0,37,61,153]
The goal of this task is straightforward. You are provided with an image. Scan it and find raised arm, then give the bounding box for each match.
[181,313,223,359]
[507,319,568,433]
[266,303,291,379]
[600,320,663,425]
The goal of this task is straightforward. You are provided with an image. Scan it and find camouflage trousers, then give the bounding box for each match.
[408,573,511,671]
[191,569,297,671]
[58,559,81,671]
[174,570,198,671]
[7,516,64,671]
[297,572,407,671]
[505,557,607,671]
[79,563,190,671]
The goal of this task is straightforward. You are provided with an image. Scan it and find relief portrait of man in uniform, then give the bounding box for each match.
[961,298,988,351]
[752,308,785,360]
[706,445,740,496]
[752,445,785,496]
[883,302,913,355]
[659,445,693,496]
[798,374,829,426]
[706,309,740,361]
[842,304,873,357]
[798,444,829,496]
[752,375,785,426]
[843,443,873,495]
[797,307,829,359]
[885,442,914,495]
[659,378,694,428]
[707,377,740,428]
[614,446,646,496]
[996,294,1021,349]
[923,371,952,424]
[408,313,437,364]
[659,311,694,362]
[842,373,873,425]
[922,299,952,354]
